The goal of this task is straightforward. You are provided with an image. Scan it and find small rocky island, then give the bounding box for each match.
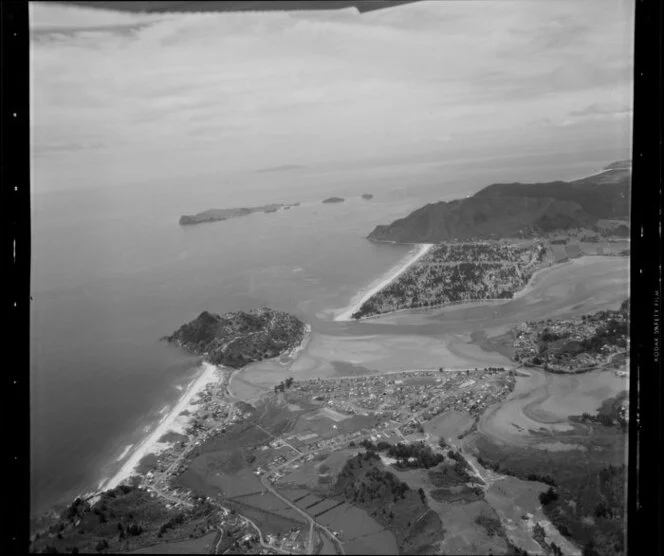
[361,194,373,200]
[164,307,307,368]
[322,197,345,204]
[179,203,299,226]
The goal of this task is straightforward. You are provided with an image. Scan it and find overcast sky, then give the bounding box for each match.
[30,0,634,192]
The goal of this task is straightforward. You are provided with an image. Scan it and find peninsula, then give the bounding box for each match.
[164,307,307,368]
[179,203,299,226]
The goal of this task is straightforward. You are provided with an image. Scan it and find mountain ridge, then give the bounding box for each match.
[367,163,630,244]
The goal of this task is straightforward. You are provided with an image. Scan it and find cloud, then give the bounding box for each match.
[29,0,635,191]
[559,101,632,127]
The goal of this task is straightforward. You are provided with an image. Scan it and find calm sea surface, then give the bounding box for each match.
[30,149,624,515]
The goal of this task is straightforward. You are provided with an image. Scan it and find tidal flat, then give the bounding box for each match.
[230,255,628,402]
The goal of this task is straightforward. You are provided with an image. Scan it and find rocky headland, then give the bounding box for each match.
[164,307,307,368]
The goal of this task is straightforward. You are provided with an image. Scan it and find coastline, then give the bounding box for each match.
[97,361,222,495]
[345,254,619,322]
[334,242,434,321]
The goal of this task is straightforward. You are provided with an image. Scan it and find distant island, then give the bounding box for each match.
[179,203,299,226]
[322,197,345,204]
[361,194,374,200]
[163,307,306,368]
[367,162,630,243]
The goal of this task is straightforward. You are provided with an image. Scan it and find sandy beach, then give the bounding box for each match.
[334,243,433,321]
[98,362,221,493]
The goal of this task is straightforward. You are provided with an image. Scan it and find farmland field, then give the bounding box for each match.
[423,410,474,443]
[430,499,510,556]
[484,475,581,555]
[226,497,306,535]
[128,533,217,554]
[233,492,307,524]
[316,503,398,555]
[179,462,263,498]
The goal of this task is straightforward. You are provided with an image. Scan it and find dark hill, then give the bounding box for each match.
[369,196,595,243]
[368,164,630,243]
[164,307,306,368]
[474,168,630,219]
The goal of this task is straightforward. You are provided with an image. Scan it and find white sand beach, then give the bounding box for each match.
[99,362,221,493]
[334,243,433,321]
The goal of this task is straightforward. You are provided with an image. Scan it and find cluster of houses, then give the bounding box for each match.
[513,311,628,372]
[292,368,515,435]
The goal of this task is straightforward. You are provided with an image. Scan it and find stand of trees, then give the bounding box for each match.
[358,439,445,469]
[274,376,295,393]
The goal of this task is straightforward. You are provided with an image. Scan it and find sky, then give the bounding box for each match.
[30,0,634,193]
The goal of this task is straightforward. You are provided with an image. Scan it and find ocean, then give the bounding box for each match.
[29,148,625,516]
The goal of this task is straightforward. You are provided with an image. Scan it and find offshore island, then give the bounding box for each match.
[179,203,300,226]
[32,163,630,556]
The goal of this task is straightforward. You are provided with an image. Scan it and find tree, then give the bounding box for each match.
[94,539,108,553]
[418,487,426,503]
[539,487,559,506]
[582,541,600,556]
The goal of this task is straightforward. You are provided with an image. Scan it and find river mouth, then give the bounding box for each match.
[230,255,628,401]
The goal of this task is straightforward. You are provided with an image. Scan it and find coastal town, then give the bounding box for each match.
[351,240,551,319]
[350,235,629,320]
[29,277,630,556]
[143,365,521,555]
[31,364,524,555]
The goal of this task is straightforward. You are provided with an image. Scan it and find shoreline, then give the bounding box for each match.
[96,361,222,495]
[347,253,626,322]
[334,242,434,321]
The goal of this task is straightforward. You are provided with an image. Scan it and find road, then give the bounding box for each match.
[253,426,412,556]
[260,474,344,555]
[297,366,507,385]
[145,484,193,509]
